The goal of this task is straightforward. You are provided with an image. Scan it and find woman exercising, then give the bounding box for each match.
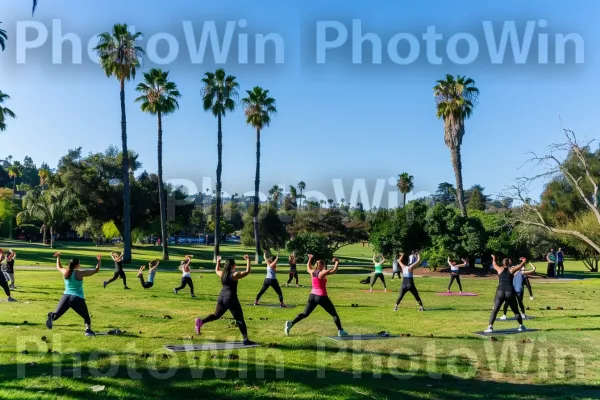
[484,255,527,333]
[286,253,299,287]
[195,255,254,346]
[370,255,387,292]
[285,255,348,337]
[2,250,16,289]
[104,252,130,290]
[138,260,159,289]
[523,273,534,300]
[447,257,468,293]
[500,262,537,320]
[394,252,424,312]
[391,257,401,280]
[0,260,15,302]
[46,252,100,336]
[254,252,286,307]
[174,255,195,297]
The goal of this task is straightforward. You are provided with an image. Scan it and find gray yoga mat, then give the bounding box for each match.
[497,316,537,321]
[473,328,540,338]
[248,304,297,308]
[327,334,398,341]
[165,342,261,352]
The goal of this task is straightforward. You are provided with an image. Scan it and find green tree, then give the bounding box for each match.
[0,91,16,132]
[94,23,145,263]
[135,68,181,261]
[397,172,414,207]
[73,217,104,245]
[434,74,480,217]
[0,22,7,51]
[433,182,456,206]
[241,205,287,254]
[102,220,121,240]
[6,161,22,239]
[201,68,239,261]
[241,86,277,263]
[467,187,486,211]
[287,232,332,263]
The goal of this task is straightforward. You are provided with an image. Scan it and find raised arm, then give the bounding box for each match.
[306,254,315,274]
[8,251,16,260]
[233,255,251,280]
[182,255,192,269]
[491,255,503,274]
[509,257,526,275]
[215,256,223,277]
[321,258,340,277]
[150,261,160,271]
[372,255,377,264]
[76,254,101,278]
[523,262,537,276]
[380,256,386,264]
[54,252,67,275]
[398,253,406,268]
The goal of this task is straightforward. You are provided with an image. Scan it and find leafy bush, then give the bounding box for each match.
[287,232,333,263]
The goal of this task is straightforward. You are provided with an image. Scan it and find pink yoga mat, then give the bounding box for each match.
[436,292,478,297]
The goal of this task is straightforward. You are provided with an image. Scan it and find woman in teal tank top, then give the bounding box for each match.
[370,255,387,292]
[46,252,101,336]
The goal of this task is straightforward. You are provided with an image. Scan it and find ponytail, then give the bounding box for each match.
[65,258,79,279]
[221,259,236,285]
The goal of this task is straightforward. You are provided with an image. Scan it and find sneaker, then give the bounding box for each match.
[296,284,299,288]
[393,306,399,312]
[384,289,387,292]
[338,330,349,337]
[243,339,256,346]
[85,329,96,336]
[460,291,463,294]
[46,312,53,330]
[124,287,131,290]
[499,315,507,320]
[419,306,424,312]
[484,327,494,333]
[518,325,526,332]
[284,321,292,336]
[195,318,203,335]
[103,281,107,289]
[7,297,16,302]
[285,284,289,288]
[447,290,451,293]
[280,304,286,308]
[174,288,178,294]
[521,314,528,319]
[191,295,196,298]
[530,297,534,301]
[369,288,373,292]
[254,301,259,306]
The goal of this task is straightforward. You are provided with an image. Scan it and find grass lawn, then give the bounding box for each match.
[0,242,599,399]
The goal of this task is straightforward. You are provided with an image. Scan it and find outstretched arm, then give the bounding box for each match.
[523,262,537,276]
[233,255,251,279]
[509,258,527,275]
[321,258,340,278]
[77,254,101,278]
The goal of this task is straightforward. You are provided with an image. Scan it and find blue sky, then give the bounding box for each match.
[1,0,598,207]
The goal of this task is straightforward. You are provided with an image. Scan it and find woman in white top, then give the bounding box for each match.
[254,252,286,307]
[447,257,469,293]
[174,255,195,297]
[394,252,424,312]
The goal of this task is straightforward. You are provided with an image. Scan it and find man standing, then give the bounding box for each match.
[556,248,565,278]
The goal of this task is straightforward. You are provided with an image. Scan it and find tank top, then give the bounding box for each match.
[497,268,514,292]
[266,266,277,280]
[182,270,191,278]
[220,273,238,297]
[289,262,297,272]
[5,259,14,273]
[392,260,399,272]
[311,271,328,296]
[148,269,157,283]
[450,264,459,274]
[402,265,413,279]
[374,264,383,274]
[114,260,123,271]
[64,272,84,299]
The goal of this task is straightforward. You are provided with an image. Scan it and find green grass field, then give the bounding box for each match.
[1,242,599,399]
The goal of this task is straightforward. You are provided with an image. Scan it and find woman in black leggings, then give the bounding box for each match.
[195,255,254,345]
[174,256,195,297]
[485,255,527,333]
[254,252,286,307]
[447,257,468,293]
[394,252,424,312]
[47,252,101,336]
[523,275,534,300]
[285,255,348,337]
[0,266,15,302]
[103,252,130,290]
[286,253,299,287]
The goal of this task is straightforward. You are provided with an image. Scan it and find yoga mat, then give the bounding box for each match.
[497,316,537,321]
[473,328,540,338]
[436,292,478,297]
[165,342,260,352]
[248,304,296,308]
[327,334,398,341]
[361,290,391,293]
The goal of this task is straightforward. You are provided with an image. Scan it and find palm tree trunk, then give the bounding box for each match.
[50,226,54,249]
[9,177,16,239]
[253,128,262,264]
[451,146,467,217]
[42,225,47,245]
[214,112,223,262]
[120,78,132,263]
[403,192,407,208]
[157,111,169,261]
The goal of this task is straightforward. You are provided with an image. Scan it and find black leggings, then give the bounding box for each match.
[255,279,283,303]
[503,292,525,315]
[371,273,386,288]
[448,274,462,291]
[291,294,342,330]
[201,296,248,337]
[547,263,556,277]
[489,290,523,325]
[287,272,299,285]
[52,295,91,326]
[396,282,423,306]
[106,269,127,287]
[391,271,401,279]
[523,276,533,297]
[139,275,154,289]
[557,261,564,277]
[0,273,10,297]
[176,276,194,295]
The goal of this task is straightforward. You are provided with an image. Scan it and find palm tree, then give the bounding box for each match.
[289,185,298,208]
[38,168,50,188]
[434,74,479,217]
[397,172,415,207]
[201,69,239,261]
[0,91,16,132]
[135,68,181,261]
[327,199,334,208]
[0,22,7,51]
[6,161,22,239]
[241,86,277,263]
[20,189,78,248]
[298,181,306,209]
[95,24,144,263]
[319,199,326,208]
